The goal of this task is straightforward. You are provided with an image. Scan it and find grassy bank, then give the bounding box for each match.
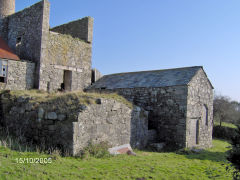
[0,139,232,180]
[0,90,133,108]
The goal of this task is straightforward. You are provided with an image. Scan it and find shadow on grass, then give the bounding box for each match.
[181,150,228,163]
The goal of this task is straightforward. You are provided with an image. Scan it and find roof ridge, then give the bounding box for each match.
[103,66,202,77]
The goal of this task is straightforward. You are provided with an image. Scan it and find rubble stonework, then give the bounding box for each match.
[0,93,147,155]
[88,67,214,149]
[186,69,213,148]
[40,32,92,91]
[51,17,94,43]
[0,0,92,91]
[0,60,35,90]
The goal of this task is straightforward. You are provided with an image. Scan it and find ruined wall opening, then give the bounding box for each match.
[148,111,158,130]
[0,60,7,83]
[203,104,208,126]
[196,120,199,144]
[63,70,72,91]
[16,36,22,55]
[190,118,200,146]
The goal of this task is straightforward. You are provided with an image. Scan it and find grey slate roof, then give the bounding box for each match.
[90,66,203,89]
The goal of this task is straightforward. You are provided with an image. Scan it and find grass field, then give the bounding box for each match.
[0,139,233,180]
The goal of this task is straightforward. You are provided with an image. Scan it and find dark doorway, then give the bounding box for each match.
[0,77,5,83]
[63,70,72,91]
[148,111,158,130]
[190,118,200,146]
[196,120,199,144]
[203,105,208,126]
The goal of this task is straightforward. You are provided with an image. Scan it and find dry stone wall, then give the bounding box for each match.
[0,92,147,155]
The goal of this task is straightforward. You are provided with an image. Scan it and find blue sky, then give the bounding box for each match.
[16,0,240,102]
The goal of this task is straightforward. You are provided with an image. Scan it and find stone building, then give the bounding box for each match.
[0,0,214,151]
[0,0,94,91]
[88,66,214,149]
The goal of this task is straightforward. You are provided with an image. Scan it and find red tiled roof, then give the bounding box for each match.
[0,37,20,60]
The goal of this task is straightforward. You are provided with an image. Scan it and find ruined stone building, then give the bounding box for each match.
[0,0,214,153]
[88,67,214,148]
[0,0,96,91]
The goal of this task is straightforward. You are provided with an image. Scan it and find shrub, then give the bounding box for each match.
[213,125,237,141]
[79,141,111,159]
[227,125,240,180]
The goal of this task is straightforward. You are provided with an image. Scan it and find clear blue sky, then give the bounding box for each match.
[16,0,240,102]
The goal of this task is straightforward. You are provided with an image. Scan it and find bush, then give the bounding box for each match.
[79,142,111,159]
[227,125,240,180]
[213,125,237,141]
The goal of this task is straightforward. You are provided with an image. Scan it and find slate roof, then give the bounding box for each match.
[0,37,20,61]
[90,66,204,89]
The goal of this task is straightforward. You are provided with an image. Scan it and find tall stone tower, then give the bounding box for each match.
[0,0,15,19]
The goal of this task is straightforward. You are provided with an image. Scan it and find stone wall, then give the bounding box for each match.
[0,0,93,92]
[0,18,9,42]
[6,0,50,88]
[0,60,35,90]
[88,86,188,148]
[51,17,94,43]
[73,99,148,155]
[0,92,147,155]
[186,68,213,148]
[91,68,102,84]
[39,31,92,91]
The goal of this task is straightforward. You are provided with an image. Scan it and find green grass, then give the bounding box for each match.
[0,139,233,180]
[214,121,237,129]
[0,90,133,108]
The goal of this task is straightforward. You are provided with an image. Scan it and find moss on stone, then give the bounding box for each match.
[48,32,89,66]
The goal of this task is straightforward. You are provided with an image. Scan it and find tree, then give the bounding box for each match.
[214,95,233,126]
[214,95,240,126]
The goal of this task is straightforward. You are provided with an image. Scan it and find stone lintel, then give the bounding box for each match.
[54,65,83,72]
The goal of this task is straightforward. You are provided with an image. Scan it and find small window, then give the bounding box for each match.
[16,37,22,44]
[16,36,22,55]
[63,70,72,91]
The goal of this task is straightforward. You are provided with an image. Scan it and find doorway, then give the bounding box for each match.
[190,118,200,146]
[196,120,199,144]
[63,70,72,91]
